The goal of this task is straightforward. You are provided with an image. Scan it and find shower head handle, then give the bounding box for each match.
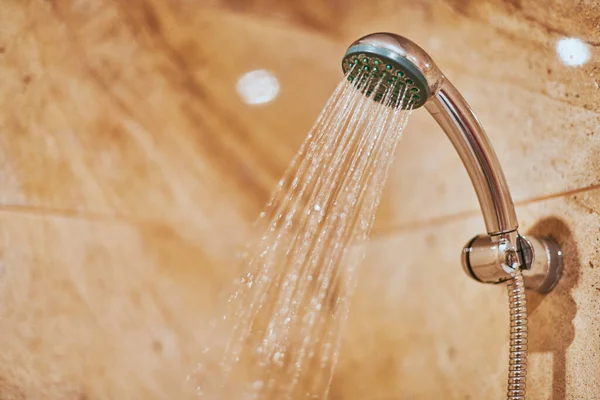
[425,79,518,235]
[424,63,563,291]
[342,33,563,291]
[421,52,563,291]
[344,33,518,235]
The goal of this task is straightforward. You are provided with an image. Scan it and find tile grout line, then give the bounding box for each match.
[514,183,600,206]
[371,182,600,238]
[0,183,597,231]
[0,204,147,226]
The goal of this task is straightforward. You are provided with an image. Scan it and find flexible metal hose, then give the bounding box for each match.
[507,270,528,400]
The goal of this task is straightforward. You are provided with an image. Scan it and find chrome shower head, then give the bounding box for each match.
[341,34,564,400]
[341,33,443,109]
[343,32,518,236]
[341,32,563,292]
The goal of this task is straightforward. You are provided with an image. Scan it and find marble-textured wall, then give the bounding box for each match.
[0,0,597,398]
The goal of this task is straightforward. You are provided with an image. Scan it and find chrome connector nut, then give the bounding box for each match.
[462,232,563,293]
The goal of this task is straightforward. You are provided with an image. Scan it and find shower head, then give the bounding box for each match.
[343,32,518,236]
[342,33,443,109]
[341,32,563,292]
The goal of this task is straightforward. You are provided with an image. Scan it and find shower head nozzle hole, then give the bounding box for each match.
[342,46,430,109]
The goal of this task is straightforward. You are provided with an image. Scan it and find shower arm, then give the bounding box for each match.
[425,79,518,236]
[425,78,562,292]
[341,32,562,292]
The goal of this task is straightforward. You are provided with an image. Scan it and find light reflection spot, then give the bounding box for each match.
[236,69,280,105]
[556,37,591,67]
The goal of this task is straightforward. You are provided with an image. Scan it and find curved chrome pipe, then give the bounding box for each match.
[342,33,562,290]
[343,32,517,236]
[425,80,518,235]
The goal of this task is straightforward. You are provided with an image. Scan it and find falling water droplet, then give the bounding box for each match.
[253,380,264,390]
[273,352,284,365]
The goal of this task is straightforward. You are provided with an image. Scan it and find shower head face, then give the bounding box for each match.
[341,33,443,109]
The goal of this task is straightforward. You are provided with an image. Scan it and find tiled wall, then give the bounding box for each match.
[0,0,597,398]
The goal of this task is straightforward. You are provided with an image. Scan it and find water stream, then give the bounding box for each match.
[189,69,414,399]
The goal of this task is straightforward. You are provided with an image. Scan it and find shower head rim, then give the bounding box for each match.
[341,32,444,109]
[342,43,431,108]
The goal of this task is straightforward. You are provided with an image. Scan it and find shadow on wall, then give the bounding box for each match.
[526,217,581,400]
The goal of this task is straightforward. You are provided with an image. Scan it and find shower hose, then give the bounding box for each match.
[507,269,527,400]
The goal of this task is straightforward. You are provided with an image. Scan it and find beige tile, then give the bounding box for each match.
[0,0,599,398]
[334,189,600,399]
[2,1,599,232]
[0,3,340,222]
[0,213,233,399]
